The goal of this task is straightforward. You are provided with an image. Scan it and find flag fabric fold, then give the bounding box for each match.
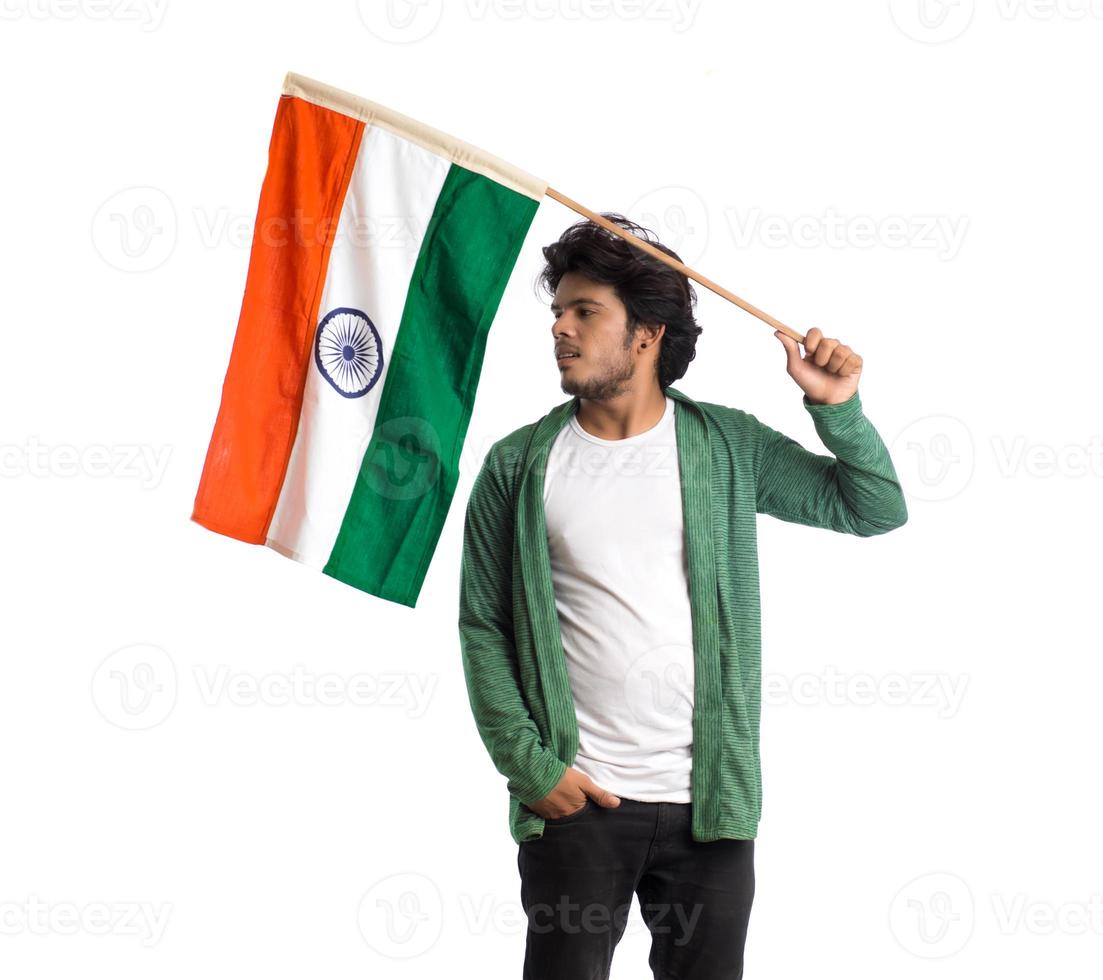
[192,71,547,607]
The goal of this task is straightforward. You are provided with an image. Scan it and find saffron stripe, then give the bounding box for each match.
[191,94,363,542]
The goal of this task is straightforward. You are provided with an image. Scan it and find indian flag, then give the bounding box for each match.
[191,71,547,607]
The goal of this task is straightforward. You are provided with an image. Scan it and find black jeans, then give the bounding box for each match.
[517,797,755,979]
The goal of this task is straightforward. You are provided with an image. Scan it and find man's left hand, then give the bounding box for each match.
[774,327,862,405]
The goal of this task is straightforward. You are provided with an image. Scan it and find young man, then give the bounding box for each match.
[458,214,908,979]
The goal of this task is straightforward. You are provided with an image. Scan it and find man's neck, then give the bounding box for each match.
[574,385,668,441]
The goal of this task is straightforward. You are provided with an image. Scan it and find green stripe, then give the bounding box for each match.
[322,163,539,606]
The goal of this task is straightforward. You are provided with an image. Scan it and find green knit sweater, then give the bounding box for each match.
[458,385,907,845]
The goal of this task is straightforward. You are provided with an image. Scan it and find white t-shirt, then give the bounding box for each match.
[543,393,695,802]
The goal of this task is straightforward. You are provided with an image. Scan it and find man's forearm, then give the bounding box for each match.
[755,390,909,535]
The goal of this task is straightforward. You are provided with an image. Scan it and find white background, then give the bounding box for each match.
[2,1,1101,977]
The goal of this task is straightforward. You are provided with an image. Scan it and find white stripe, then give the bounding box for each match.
[265,124,451,568]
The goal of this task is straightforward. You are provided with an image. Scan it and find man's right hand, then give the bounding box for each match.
[525,767,621,819]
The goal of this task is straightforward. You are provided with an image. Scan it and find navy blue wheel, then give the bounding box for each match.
[314,306,384,399]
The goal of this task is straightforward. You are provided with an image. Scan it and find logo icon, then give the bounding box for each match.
[889,871,975,957]
[889,0,975,43]
[91,642,177,731]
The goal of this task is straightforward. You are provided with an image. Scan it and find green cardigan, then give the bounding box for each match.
[458,385,907,845]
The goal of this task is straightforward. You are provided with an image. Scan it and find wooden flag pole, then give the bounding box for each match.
[545,187,806,345]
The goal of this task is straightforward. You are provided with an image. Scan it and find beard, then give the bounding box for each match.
[559,335,637,401]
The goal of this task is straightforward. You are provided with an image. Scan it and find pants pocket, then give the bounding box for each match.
[542,798,592,825]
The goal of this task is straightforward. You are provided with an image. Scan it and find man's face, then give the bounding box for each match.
[550,271,639,401]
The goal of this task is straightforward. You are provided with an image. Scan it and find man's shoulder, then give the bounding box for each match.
[477,404,562,486]
[489,417,543,455]
[675,391,762,434]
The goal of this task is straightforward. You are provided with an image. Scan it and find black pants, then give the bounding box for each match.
[517,797,755,979]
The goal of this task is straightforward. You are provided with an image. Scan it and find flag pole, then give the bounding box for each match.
[545,186,806,344]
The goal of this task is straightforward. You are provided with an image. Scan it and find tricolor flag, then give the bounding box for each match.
[191,71,547,607]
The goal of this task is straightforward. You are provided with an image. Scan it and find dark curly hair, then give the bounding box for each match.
[534,212,702,389]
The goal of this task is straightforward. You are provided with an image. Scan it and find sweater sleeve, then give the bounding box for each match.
[457,447,568,806]
[752,390,908,536]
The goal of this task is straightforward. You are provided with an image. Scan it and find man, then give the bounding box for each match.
[458,214,908,979]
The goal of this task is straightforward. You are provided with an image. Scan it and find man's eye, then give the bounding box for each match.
[580,310,593,317]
